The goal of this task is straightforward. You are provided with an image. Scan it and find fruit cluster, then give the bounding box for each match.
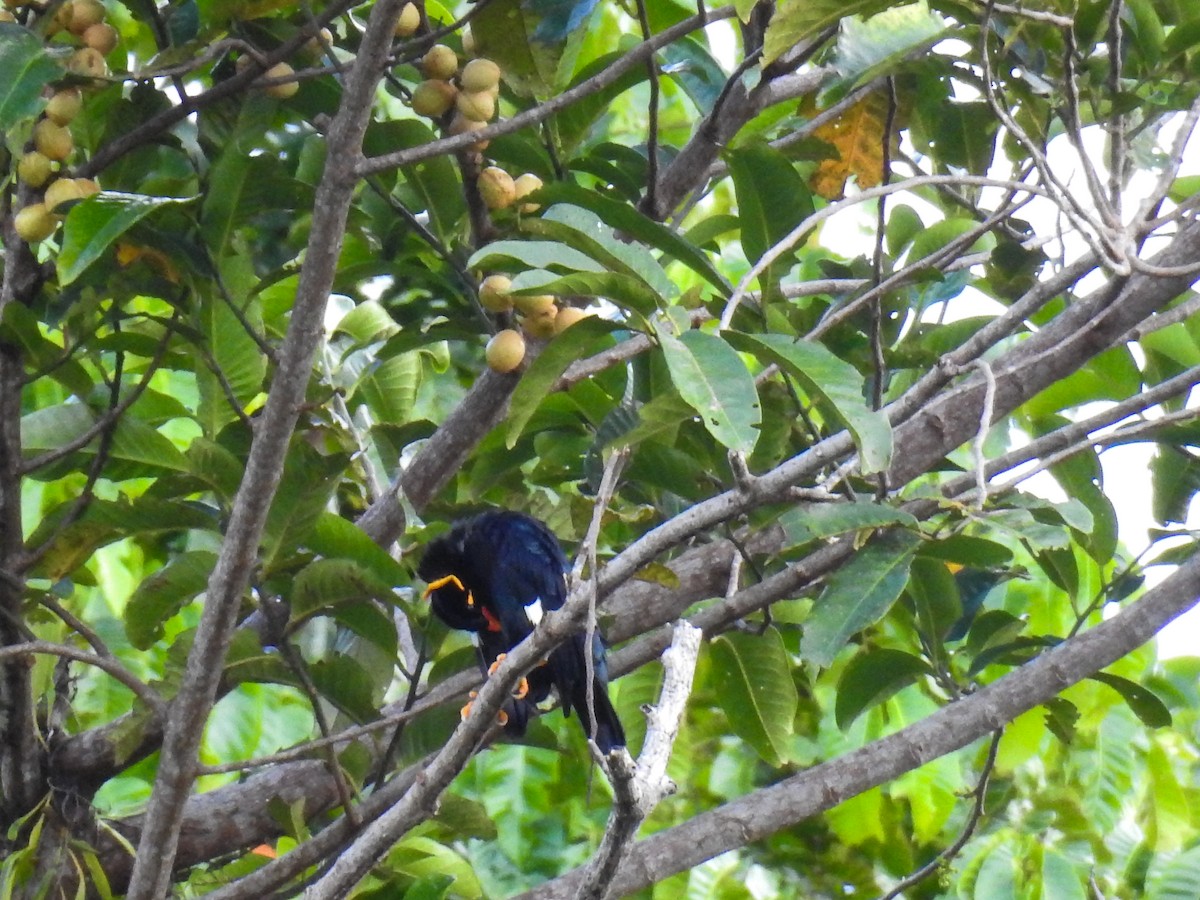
[395,11,590,374]
[480,275,591,373]
[49,0,116,79]
[5,0,115,243]
[13,85,99,243]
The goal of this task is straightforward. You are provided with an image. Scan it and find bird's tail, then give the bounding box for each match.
[567,676,626,754]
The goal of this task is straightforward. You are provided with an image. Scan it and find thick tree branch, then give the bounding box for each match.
[516,550,1200,898]
[122,2,410,896]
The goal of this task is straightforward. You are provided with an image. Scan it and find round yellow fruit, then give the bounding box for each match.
[477,166,515,210]
[83,21,118,54]
[460,58,500,93]
[304,27,334,58]
[512,173,544,213]
[513,293,556,317]
[44,177,86,212]
[455,89,495,123]
[422,44,458,80]
[521,308,558,339]
[75,177,100,196]
[478,274,513,312]
[67,0,106,35]
[17,151,53,188]
[411,79,456,117]
[34,119,74,161]
[45,89,83,126]
[394,2,419,37]
[263,62,299,99]
[14,203,57,243]
[68,46,109,79]
[448,113,488,149]
[485,329,526,373]
[554,306,590,333]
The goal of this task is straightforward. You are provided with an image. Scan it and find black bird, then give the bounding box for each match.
[418,510,625,753]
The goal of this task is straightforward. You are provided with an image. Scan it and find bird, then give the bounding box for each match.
[417,510,625,753]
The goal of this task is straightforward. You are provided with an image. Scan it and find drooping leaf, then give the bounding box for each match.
[1151,444,1200,526]
[833,1,948,88]
[661,36,728,115]
[726,331,893,472]
[809,90,889,200]
[308,655,380,722]
[467,0,596,97]
[778,501,917,547]
[835,647,930,728]
[125,551,218,650]
[657,326,761,455]
[466,239,605,275]
[0,23,61,129]
[763,0,896,63]
[525,204,678,301]
[509,269,662,318]
[1090,673,1172,729]
[194,273,268,438]
[726,143,813,298]
[801,529,921,667]
[710,628,799,766]
[506,316,620,447]
[59,193,197,286]
[21,402,190,476]
[290,559,397,620]
[514,180,738,292]
[308,512,410,589]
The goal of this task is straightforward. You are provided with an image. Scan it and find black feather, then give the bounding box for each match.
[418,511,625,752]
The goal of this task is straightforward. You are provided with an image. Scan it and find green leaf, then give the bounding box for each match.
[58,193,196,286]
[125,551,218,650]
[778,501,917,547]
[308,512,409,589]
[509,269,662,317]
[467,0,595,97]
[309,655,380,722]
[835,647,930,728]
[260,443,348,570]
[763,0,896,64]
[1090,673,1172,728]
[726,332,893,473]
[0,23,61,129]
[21,402,189,475]
[506,316,620,448]
[1147,844,1200,900]
[726,143,813,297]
[195,280,268,438]
[801,529,921,667]
[466,239,605,275]
[525,204,678,300]
[536,183,730,294]
[834,2,948,88]
[906,217,990,266]
[657,326,761,455]
[1151,445,1200,526]
[290,558,398,620]
[710,628,798,766]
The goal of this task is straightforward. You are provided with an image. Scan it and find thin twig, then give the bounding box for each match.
[875,730,1002,900]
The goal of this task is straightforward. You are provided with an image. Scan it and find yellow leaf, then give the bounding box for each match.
[809,91,889,200]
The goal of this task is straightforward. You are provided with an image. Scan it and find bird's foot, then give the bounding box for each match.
[460,689,512,727]
[486,653,529,699]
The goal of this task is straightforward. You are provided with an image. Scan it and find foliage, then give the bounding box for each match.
[1,0,1200,897]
